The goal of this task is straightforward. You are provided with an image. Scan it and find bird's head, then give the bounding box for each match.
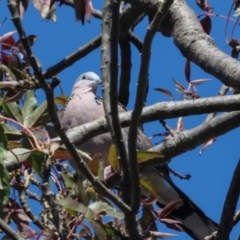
[73,72,102,93]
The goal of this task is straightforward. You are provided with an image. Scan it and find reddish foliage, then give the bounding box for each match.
[200,16,212,34]
[185,59,191,83]
[4,199,35,239]
[234,0,240,10]
[1,35,15,50]
[196,0,214,14]
[1,52,9,65]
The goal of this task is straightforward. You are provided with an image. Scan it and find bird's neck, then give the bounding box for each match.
[74,83,95,94]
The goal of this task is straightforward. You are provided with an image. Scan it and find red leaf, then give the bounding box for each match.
[185,59,191,83]
[160,218,183,232]
[1,53,10,65]
[196,0,213,14]
[19,0,29,18]
[74,0,93,24]
[190,79,211,86]
[0,31,16,45]
[142,195,158,206]
[183,90,200,100]
[199,138,216,155]
[1,36,15,50]
[200,16,212,34]
[172,78,185,91]
[74,0,86,24]
[156,199,183,219]
[154,87,174,100]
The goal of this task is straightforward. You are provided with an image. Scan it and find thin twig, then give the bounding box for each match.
[43,35,102,79]
[0,79,38,89]
[128,0,174,215]
[18,186,44,229]
[26,190,41,201]
[205,84,230,122]
[128,31,143,52]
[215,159,240,240]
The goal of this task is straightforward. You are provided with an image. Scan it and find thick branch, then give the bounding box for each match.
[0,218,25,240]
[169,0,240,90]
[125,0,240,90]
[52,93,240,147]
[4,94,240,172]
[149,111,240,167]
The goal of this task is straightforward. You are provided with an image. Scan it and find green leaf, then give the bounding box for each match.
[91,221,106,240]
[2,101,23,123]
[140,177,158,197]
[29,151,44,174]
[137,151,164,163]
[108,145,119,169]
[55,196,96,220]
[1,123,22,141]
[89,201,124,219]
[4,148,32,164]
[22,90,37,127]
[61,172,89,206]
[104,226,119,240]
[0,64,16,81]
[0,162,10,217]
[0,125,8,151]
[60,172,79,194]
[0,126,9,217]
[25,100,49,128]
[58,144,92,161]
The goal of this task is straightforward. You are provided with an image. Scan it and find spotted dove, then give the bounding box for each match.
[60,71,218,240]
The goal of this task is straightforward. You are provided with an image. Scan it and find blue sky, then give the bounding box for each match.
[1,0,240,239]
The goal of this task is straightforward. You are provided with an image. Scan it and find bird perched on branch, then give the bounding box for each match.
[60,71,218,240]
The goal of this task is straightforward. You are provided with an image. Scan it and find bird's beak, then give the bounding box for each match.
[97,79,102,84]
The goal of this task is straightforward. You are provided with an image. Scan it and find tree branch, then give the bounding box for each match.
[50,93,240,148]
[169,0,240,90]
[215,159,240,240]
[0,218,25,240]
[8,0,132,228]
[101,0,139,238]
[43,35,102,79]
[128,0,174,215]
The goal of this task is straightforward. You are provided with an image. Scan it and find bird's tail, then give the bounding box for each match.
[140,168,218,240]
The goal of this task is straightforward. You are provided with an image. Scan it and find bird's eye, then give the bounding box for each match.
[82,75,86,79]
